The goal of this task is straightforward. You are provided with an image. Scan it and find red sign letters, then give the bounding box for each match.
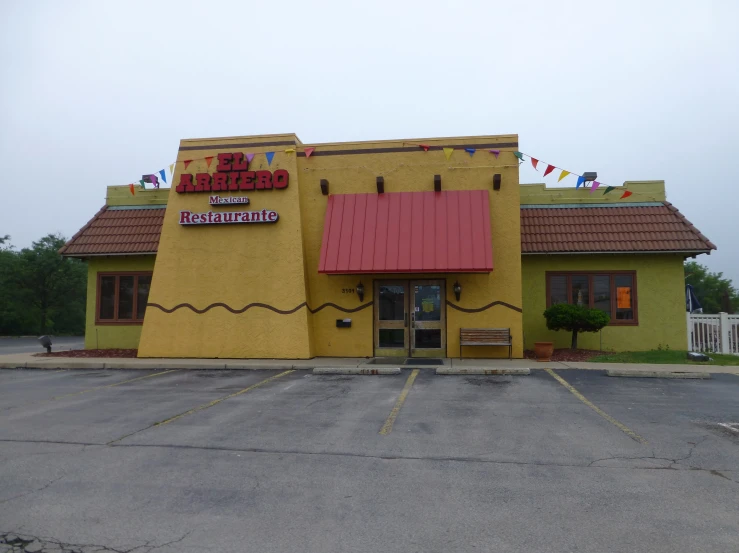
[176,153,289,193]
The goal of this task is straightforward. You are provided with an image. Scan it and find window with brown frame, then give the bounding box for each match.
[96,272,153,324]
[546,271,638,325]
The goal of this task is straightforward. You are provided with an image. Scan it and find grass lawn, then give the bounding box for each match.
[589,350,739,366]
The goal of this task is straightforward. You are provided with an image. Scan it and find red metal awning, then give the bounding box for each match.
[318,190,493,274]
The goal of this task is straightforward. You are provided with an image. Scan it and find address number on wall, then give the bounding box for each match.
[342,288,356,294]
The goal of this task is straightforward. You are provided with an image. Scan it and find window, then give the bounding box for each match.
[96,273,153,324]
[546,272,637,324]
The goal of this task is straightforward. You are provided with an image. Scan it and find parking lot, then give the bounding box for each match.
[1,367,738,553]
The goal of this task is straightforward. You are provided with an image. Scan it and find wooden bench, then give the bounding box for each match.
[459,328,512,359]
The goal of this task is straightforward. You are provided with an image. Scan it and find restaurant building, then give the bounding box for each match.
[59,133,716,359]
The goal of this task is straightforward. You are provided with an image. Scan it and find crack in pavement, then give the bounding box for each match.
[0,530,192,553]
[0,474,66,505]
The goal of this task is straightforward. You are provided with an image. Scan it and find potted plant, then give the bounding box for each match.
[541,304,610,359]
[534,340,554,362]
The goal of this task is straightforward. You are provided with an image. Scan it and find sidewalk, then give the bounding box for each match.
[1,352,737,375]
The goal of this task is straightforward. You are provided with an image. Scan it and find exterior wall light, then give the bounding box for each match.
[583,172,597,182]
[453,281,462,301]
[320,179,329,195]
[493,174,502,191]
[357,282,365,302]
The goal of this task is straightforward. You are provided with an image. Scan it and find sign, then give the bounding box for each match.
[179,210,278,225]
[617,286,631,309]
[209,195,249,205]
[176,153,289,193]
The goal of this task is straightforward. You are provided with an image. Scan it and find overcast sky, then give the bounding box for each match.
[2,0,737,282]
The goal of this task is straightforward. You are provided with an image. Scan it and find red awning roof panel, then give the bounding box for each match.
[318,190,493,274]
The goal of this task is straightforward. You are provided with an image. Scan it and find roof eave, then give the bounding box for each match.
[521,250,713,255]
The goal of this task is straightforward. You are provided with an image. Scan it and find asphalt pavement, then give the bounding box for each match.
[0,368,737,553]
[0,336,84,355]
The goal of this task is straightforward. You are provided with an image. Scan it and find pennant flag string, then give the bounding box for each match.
[576,175,585,189]
[265,152,275,166]
[558,170,570,182]
[589,181,601,194]
[543,164,555,177]
[603,186,615,195]
[304,147,315,158]
[443,147,454,160]
[490,149,500,158]
[464,148,476,156]
[530,157,539,170]
[419,144,430,152]
[159,169,166,184]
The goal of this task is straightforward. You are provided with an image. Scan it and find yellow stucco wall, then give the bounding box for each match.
[521,254,688,352]
[138,134,314,358]
[134,133,523,358]
[84,256,155,349]
[297,135,524,358]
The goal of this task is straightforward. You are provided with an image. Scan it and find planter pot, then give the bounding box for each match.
[534,342,554,362]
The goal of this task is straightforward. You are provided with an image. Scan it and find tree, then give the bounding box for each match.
[543,303,610,349]
[684,261,738,314]
[0,233,87,335]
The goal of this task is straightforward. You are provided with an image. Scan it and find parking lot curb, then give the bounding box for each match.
[605,369,711,379]
[0,362,27,369]
[313,367,401,375]
[436,368,531,375]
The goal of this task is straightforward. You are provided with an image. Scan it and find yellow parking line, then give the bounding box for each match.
[380,369,419,435]
[52,370,178,400]
[545,369,647,444]
[153,370,295,428]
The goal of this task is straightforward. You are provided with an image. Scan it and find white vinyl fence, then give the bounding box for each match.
[687,313,739,355]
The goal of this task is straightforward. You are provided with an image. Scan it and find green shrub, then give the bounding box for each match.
[543,303,610,349]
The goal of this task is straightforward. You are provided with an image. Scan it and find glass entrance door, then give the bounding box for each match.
[374,281,409,358]
[410,280,446,357]
[373,279,446,358]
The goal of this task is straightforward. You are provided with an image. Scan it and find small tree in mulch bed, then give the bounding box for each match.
[543,304,610,349]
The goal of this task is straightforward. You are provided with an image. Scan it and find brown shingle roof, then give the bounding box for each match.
[521,202,716,254]
[59,206,165,257]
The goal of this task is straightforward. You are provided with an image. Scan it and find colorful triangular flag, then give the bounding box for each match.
[169,163,175,176]
[513,151,524,161]
[419,144,430,152]
[139,179,146,189]
[576,176,585,189]
[129,183,136,195]
[245,153,255,164]
[304,147,315,158]
[465,148,475,156]
[205,156,214,168]
[558,170,570,182]
[265,152,275,166]
[620,190,633,199]
[159,169,166,184]
[603,186,616,195]
[489,149,500,158]
[443,147,454,160]
[543,164,555,177]
[184,160,192,169]
[284,148,295,155]
[531,158,539,170]
[590,181,601,193]
[150,174,159,188]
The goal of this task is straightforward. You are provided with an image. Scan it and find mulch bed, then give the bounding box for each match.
[34,349,138,358]
[523,348,602,362]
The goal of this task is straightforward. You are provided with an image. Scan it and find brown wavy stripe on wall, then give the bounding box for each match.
[446,300,522,314]
[147,301,374,315]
